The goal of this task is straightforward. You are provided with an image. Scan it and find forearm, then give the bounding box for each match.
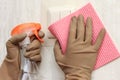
[0,55,21,80]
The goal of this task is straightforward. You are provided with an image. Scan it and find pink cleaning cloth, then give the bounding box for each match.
[48,3,120,69]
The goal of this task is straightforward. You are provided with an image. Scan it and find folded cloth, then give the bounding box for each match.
[48,3,120,69]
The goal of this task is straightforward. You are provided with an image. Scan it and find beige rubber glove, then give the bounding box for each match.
[54,15,106,80]
[0,31,44,80]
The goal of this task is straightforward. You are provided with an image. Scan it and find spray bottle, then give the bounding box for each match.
[11,23,43,80]
[11,23,65,80]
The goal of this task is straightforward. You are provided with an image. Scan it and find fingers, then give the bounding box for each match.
[25,39,41,62]
[68,16,77,43]
[30,31,45,42]
[54,41,63,61]
[38,31,45,38]
[24,49,41,62]
[24,49,40,58]
[85,17,92,43]
[8,33,27,44]
[26,39,41,51]
[30,55,41,62]
[77,15,85,41]
[94,28,106,50]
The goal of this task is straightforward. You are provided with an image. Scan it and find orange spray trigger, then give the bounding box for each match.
[11,23,44,43]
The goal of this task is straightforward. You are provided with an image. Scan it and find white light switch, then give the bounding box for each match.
[47,6,76,38]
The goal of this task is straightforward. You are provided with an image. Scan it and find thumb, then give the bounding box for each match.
[9,33,27,44]
[38,31,45,38]
[54,41,63,62]
[6,33,26,59]
[94,28,106,50]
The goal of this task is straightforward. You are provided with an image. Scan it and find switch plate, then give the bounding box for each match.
[47,6,76,38]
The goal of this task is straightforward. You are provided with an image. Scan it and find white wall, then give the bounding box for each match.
[0,0,120,80]
[0,0,42,64]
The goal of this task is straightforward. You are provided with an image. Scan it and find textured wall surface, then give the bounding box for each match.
[0,0,120,80]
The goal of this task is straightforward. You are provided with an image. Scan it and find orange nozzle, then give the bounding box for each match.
[11,23,44,42]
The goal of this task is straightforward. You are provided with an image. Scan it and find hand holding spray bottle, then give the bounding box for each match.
[11,22,65,80]
[11,23,43,80]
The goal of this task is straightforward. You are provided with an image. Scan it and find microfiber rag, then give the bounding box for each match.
[48,3,120,69]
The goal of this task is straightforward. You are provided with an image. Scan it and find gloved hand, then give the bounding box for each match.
[54,15,106,80]
[0,31,44,80]
[24,31,44,62]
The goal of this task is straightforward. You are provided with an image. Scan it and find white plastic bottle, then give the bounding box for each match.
[38,38,65,80]
[20,34,40,80]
